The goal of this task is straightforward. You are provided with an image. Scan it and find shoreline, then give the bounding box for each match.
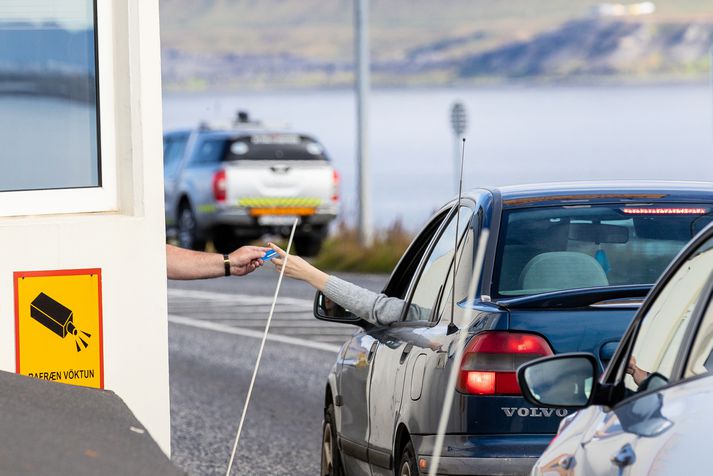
[162,76,711,97]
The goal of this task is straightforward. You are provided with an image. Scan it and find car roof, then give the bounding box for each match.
[474,181,713,208]
[164,126,315,139]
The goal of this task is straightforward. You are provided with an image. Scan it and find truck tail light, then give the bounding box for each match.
[457,332,553,396]
[213,169,226,203]
[332,169,340,203]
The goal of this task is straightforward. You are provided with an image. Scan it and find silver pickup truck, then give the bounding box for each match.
[163,116,339,256]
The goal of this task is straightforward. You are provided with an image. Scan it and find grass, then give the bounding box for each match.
[312,221,413,274]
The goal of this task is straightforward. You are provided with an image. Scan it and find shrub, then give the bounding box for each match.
[313,221,413,274]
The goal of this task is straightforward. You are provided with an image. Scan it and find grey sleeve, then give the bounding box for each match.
[323,276,428,326]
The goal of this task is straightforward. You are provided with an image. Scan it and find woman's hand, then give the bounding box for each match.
[269,243,329,290]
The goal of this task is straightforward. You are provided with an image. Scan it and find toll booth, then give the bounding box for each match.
[0,1,171,453]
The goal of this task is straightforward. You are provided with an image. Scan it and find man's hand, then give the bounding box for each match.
[229,246,269,276]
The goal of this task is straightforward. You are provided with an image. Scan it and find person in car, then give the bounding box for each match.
[627,356,650,386]
[267,243,426,325]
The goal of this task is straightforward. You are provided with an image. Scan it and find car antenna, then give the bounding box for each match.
[447,137,466,336]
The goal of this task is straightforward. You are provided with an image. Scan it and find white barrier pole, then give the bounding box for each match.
[428,231,489,476]
[225,219,298,475]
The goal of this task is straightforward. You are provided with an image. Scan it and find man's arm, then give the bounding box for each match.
[166,244,268,280]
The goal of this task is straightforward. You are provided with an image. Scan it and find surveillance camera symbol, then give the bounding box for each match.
[30,292,91,352]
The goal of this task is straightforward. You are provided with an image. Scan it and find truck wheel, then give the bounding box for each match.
[177,205,205,251]
[295,234,324,257]
[320,404,344,476]
[398,441,419,476]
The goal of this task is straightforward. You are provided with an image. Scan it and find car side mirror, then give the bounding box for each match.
[637,372,668,393]
[518,353,599,408]
[313,291,363,325]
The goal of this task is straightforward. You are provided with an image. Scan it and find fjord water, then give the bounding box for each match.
[163,85,713,229]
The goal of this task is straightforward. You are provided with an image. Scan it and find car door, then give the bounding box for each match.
[337,207,454,476]
[572,234,713,476]
[181,135,226,216]
[626,270,713,475]
[367,204,475,475]
[163,132,189,226]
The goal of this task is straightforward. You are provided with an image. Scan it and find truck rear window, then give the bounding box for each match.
[224,134,328,161]
[494,204,713,297]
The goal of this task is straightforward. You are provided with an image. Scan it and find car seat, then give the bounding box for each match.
[519,251,609,292]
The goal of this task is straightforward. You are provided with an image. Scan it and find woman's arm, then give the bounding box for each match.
[269,244,330,290]
[269,244,416,325]
[324,276,420,325]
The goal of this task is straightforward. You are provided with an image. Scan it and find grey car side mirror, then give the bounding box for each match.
[518,353,599,408]
[313,291,363,324]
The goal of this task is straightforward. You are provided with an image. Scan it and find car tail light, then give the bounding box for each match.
[457,332,553,395]
[213,169,226,203]
[331,169,340,203]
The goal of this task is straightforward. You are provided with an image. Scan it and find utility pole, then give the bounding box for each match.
[450,101,468,195]
[710,46,713,140]
[355,0,373,246]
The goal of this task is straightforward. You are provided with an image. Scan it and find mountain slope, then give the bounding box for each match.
[158,0,713,89]
[459,19,713,78]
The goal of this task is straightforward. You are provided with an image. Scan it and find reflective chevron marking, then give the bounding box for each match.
[237,197,323,207]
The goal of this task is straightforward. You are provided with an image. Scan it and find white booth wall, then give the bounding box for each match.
[0,0,171,453]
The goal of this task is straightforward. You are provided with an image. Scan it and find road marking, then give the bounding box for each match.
[169,306,312,315]
[168,314,341,353]
[167,288,312,307]
[196,319,339,328]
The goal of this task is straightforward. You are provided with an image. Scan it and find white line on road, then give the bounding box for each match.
[168,314,342,353]
[188,318,349,328]
[167,288,313,307]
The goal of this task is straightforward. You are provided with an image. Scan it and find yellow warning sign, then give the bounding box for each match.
[14,269,103,389]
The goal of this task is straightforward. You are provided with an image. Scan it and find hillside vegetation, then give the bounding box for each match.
[159,0,713,89]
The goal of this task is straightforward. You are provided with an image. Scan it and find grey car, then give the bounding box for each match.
[519,216,713,475]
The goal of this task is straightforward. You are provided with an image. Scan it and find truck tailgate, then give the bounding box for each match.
[224,160,334,207]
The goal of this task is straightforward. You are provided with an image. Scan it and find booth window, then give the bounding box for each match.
[0,0,100,192]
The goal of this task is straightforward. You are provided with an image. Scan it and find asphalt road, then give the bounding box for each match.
[168,268,387,475]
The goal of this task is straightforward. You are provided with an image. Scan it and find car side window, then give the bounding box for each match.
[404,206,474,322]
[624,237,713,393]
[164,134,188,176]
[683,240,713,378]
[435,209,482,324]
[163,137,172,160]
[190,138,226,165]
[685,298,713,378]
[381,210,451,300]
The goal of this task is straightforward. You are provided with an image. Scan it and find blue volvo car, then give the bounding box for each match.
[314,182,713,476]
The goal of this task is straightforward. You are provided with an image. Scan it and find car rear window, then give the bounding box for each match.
[224,134,328,161]
[494,204,713,297]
